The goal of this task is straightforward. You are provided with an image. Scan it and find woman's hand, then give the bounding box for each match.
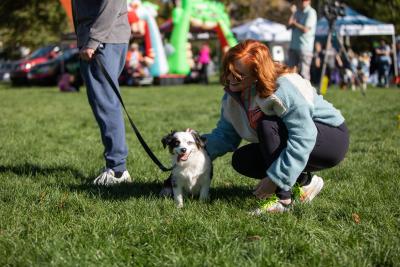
[253,176,277,199]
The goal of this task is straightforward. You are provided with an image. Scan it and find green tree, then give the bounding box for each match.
[0,0,69,58]
[220,0,291,26]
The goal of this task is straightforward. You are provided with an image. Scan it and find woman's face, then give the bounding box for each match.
[226,58,256,92]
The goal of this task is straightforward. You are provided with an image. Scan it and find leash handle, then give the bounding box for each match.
[95,56,172,172]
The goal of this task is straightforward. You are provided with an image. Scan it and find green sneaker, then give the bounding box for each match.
[249,195,291,215]
[293,175,324,203]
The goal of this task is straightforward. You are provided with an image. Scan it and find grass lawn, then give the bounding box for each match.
[0,82,399,266]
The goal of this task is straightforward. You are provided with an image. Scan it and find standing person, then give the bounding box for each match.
[287,0,317,81]
[161,40,349,214]
[396,41,400,86]
[198,43,211,85]
[72,0,133,185]
[357,52,371,93]
[375,39,392,88]
[310,41,323,86]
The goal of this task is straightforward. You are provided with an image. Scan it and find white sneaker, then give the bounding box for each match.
[93,169,132,186]
[297,175,324,203]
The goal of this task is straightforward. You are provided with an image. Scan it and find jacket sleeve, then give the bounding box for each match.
[266,93,317,191]
[202,96,242,160]
[86,0,126,49]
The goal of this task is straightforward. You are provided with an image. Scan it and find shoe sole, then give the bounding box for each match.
[300,177,324,203]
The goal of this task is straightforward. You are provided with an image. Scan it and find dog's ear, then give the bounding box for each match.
[161,130,176,149]
[161,135,169,149]
[191,131,206,149]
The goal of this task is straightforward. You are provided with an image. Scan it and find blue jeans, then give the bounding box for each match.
[80,43,128,172]
[378,61,390,87]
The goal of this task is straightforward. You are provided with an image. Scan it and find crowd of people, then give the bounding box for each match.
[64,0,399,91]
[309,39,398,92]
[287,0,399,91]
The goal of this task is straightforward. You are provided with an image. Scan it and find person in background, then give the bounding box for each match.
[310,41,323,86]
[161,40,349,214]
[125,43,150,85]
[287,0,317,81]
[198,43,211,85]
[357,52,371,93]
[395,41,400,87]
[58,73,79,92]
[348,49,359,91]
[72,0,133,185]
[375,39,392,88]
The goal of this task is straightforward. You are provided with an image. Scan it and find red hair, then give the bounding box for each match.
[220,40,295,98]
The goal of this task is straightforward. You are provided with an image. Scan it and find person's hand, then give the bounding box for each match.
[79,47,96,61]
[253,176,277,199]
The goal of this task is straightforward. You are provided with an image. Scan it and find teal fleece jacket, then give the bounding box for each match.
[203,73,345,191]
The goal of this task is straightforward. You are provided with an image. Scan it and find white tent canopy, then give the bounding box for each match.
[232,18,292,42]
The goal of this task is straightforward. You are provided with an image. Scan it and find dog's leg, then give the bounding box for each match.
[173,186,184,208]
[199,178,211,202]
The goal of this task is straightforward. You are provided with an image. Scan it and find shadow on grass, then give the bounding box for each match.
[67,180,161,200]
[0,163,252,201]
[210,186,253,201]
[0,163,86,179]
[67,180,252,202]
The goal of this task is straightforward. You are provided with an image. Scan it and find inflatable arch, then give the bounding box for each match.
[167,0,237,75]
[127,0,169,76]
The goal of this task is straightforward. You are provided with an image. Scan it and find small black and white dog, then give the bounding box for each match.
[161,129,212,208]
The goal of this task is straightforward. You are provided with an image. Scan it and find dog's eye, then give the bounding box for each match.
[187,141,195,145]
[174,140,180,146]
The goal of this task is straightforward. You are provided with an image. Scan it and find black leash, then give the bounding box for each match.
[95,56,172,172]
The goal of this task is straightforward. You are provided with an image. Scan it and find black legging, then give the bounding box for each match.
[232,116,349,199]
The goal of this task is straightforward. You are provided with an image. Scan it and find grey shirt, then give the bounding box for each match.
[72,0,131,50]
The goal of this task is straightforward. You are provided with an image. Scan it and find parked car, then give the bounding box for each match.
[10,45,60,85]
[27,47,81,86]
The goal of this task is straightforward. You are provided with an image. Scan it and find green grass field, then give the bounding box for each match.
[0,82,399,266]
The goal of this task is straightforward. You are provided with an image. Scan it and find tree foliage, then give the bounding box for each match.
[0,0,69,58]
[219,0,291,26]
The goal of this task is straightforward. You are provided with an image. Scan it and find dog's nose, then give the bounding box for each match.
[180,148,187,153]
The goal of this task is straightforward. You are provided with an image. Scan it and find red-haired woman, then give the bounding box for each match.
[161,40,349,214]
